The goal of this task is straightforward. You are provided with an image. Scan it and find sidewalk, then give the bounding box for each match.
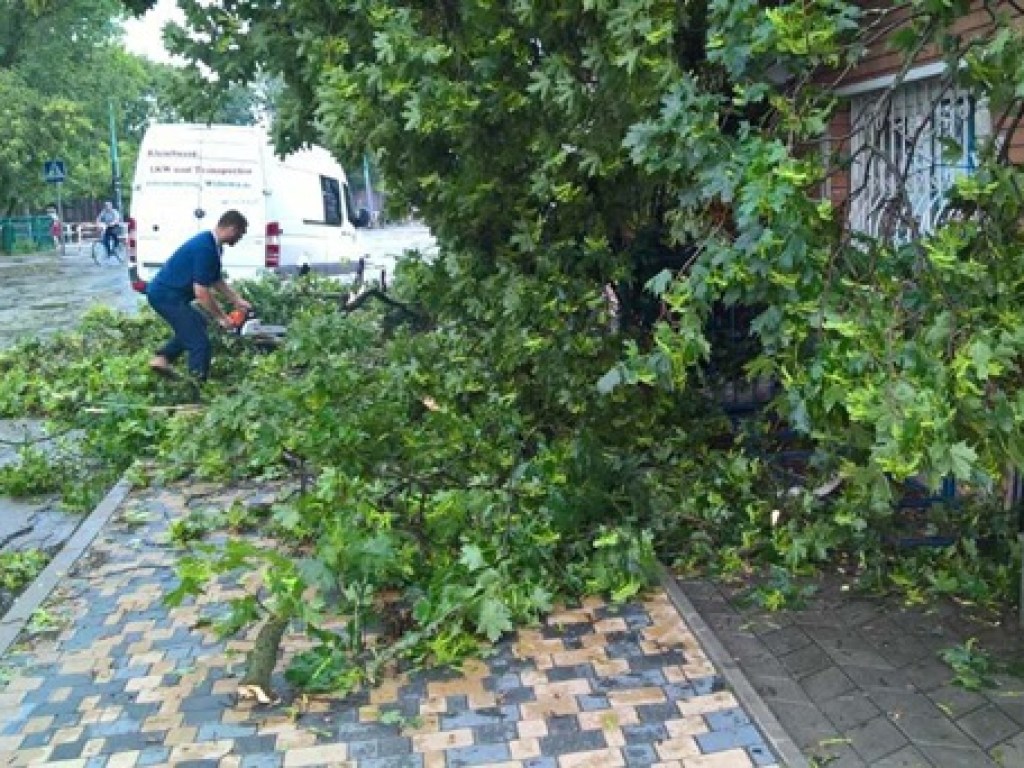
[676,576,1024,767]
[0,483,783,768]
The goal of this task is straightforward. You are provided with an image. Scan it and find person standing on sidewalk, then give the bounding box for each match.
[146,209,252,381]
[96,201,121,258]
[47,208,63,253]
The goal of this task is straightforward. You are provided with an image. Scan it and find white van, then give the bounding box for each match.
[127,123,369,291]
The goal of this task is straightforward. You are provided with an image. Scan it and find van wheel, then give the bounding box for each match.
[298,264,311,276]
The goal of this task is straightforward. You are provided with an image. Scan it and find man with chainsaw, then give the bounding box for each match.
[146,209,252,381]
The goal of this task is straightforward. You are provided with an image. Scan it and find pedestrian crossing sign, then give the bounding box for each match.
[43,159,66,183]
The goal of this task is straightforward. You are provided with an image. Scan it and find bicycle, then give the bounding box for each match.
[91,230,126,264]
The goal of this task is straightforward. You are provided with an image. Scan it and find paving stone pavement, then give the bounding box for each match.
[0,484,782,767]
[677,577,1024,767]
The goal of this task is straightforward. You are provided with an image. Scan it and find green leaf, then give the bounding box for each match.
[477,596,513,642]
[459,543,487,572]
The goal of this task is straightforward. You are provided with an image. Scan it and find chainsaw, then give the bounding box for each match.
[226,308,287,347]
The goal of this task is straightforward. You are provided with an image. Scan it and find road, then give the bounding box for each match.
[0,223,437,350]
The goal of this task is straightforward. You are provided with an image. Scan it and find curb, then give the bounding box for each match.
[659,567,809,768]
[0,478,132,657]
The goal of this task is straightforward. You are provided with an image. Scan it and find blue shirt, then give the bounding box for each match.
[146,231,222,302]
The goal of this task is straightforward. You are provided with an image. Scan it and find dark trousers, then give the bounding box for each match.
[102,225,119,255]
[147,293,212,379]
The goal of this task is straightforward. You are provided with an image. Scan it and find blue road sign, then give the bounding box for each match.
[43,159,66,183]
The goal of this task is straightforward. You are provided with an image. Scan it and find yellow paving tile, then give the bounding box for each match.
[654,736,701,761]
[593,618,628,633]
[22,715,54,733]
[168,740,234,762]
[124,674,163,692]
[425,678,486,698]
[520,669,548,687]
[591,659,630,677]
[421,751,446,768]
[676,691,738,716]
[520,694,580,720]
[212,678,240,695]
[607,687,667,707]
[680,750,754,767]
[665,716,708,738]
[517,719,548,739]
[418,696,448,715]
[274,731,319,750]
[51,726,85,745]
[558,747,626,767]
[548,608,594,625]
[460,658,489,678]
[142,713,183,732]
[578,707,640,732]
[467,691,499,709]
[163,726,198,746]
[81,739,106,758]
[534,679,592,697]
[281,744,350,766]
[8,748,52,767]
[0,692,25,708]
[3,676,42,693]
[509,737,542,759]
[410,727,474,752]
[551,647,607,667]
[106,751,140,768]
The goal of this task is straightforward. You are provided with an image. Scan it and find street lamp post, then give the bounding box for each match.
[108,100,122,213]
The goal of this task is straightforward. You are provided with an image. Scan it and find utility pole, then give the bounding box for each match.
[108,100,123,213]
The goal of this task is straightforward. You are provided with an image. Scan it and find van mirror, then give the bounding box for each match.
[353,208,371,229]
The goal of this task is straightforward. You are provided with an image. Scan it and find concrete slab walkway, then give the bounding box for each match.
[0,484,783,768]
[677,577,1024,767]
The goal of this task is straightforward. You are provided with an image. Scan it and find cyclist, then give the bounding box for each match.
[96,201,121,259]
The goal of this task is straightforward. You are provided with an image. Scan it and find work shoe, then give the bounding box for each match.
[149,357,179,379]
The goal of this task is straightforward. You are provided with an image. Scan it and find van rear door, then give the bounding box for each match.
[133,128,205,280]
[194,128,267,280]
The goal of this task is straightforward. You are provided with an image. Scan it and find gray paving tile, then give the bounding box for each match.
[990,730,1024,766]
[893,713,975,748]
[750,674,813,705]
[916,743,1001,767]
[955,704,1021,750]
[801,666,856,703]
[839,664,916,691]
[868,743,931,767]
[845,715,910,763]
[759,626,813,656]
[869,689,946,719]
[806,743,869,768]
[771,701,841,751]
[780,643,833,679]
[820,693,883,731]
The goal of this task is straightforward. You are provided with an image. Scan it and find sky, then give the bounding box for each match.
[121,0,186,65]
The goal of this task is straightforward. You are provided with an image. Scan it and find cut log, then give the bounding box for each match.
[238,614,289,704]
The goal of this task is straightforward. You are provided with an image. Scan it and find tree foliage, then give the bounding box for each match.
[44,0,1020,686]
[0,0,266,214]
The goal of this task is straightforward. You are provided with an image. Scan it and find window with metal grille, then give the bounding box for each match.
[848,77,989,240]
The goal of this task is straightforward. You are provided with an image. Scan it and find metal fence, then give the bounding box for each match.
[0,216,54,253]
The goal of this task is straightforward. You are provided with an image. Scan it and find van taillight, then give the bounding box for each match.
[265,221,281,268]
[126,217,137,264]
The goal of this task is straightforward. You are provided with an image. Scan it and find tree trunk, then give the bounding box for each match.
[238,614,289,704]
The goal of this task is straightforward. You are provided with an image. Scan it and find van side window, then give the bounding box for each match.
[321,176,342,226]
